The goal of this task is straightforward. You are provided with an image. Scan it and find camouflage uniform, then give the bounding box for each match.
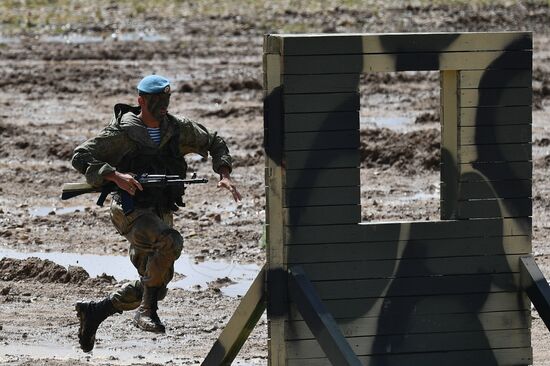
[72,103,232,312]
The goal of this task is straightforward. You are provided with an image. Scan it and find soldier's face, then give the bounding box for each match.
[144,94,170,121]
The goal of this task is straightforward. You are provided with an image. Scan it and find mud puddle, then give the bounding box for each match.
[361,116,412,129]
[39,32,170,44]
[0,248,260,297]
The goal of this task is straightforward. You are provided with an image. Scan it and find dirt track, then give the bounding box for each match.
[0,1,549,365]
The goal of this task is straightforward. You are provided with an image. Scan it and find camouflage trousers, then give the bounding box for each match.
[108,201,183,312]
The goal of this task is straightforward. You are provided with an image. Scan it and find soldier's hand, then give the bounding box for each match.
[217,177,242,202]
[104,171,143,196]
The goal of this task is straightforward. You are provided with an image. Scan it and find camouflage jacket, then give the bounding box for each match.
[71,104,233,188]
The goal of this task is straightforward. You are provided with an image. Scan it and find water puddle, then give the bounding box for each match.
[29,205,86,217]
[0,248,260,297]
[40,32,169,44]
[361,116,412,129]
[0,342,261,365]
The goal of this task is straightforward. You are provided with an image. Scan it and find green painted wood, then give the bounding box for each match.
[460,106,531,126]
[459,144,532,163]
[288,266,362,366]
[520,255,550,332]
[455,180,532,200]
[285,218,531,245]
[297,254,524,281]
[459,125,532,145]
[283,74,360,94]
[278,32,532,55]
[286,329,531,358]
[286,236,531,263]
[441,70,460,220]
[285,205,361,226]
[285,149,360,170]
[285,168,361,188]
[456,198,532,218]
[284,130,359,151]
[283,51,531,74]
[460,88,532,107]
[286,348,533,366]
[201,267,266,366]
[286,310,530,340]
[284,111,359,132]
[289,292,530,320]
[304,274,522,300]
[284,187,360,207]
[284,93,359,113]
[460,69,532,88]
[458,161,532,181]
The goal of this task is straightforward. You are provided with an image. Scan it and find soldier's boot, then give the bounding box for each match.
[133,286,166,333]
[75,297,120,352]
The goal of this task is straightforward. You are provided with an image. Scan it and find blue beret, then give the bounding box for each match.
[137,75,171,94]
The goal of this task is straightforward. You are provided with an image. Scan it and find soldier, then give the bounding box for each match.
[71,74,241,352]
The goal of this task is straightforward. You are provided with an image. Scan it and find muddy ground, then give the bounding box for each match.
[0,0,549,365]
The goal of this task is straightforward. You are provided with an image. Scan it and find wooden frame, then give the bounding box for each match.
[203,32,543,366]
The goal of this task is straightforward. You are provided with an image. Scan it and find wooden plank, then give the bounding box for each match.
[440,70,460,219]
[264,34,282,54]
[455,198,532,219]
[460,126,532,146]
[286,236,531,263]
[284,74,360,94]
[279,32,532,55]
[284,187,360,207]
[460,88,532,107]
[284,130,359,151]
[288,266,362,366]
[202,267,266,366]
[285,149,359,170]
[285,168,360,188]
[263,51,287,366]
[289,292,530,320]
[520,255,550,332]
[455,180,532,200]
[459,125,531,145]
[286,310,530,340]
[297,254,524,281]
[460,106,532,126]
[284,111,359,133]
[305,274,522,300]
[286,329,531,358]
[285,205,361,226]
[284,93,359,113]
[285,217,532,245]
[460,69,532,88]
[459,143,532,163]
[287,348,533,366]
[283,51,531,74]
[458,161,532,181]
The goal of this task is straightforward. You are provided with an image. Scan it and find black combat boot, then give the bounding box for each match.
[75,297,120,352]
[133,286,166,333]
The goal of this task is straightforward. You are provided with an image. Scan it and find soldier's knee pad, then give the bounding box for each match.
[158,229,183,260]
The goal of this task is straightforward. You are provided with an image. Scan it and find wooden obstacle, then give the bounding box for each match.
[203,32,550,366]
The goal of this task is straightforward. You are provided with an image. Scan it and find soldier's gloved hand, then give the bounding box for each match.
[104,171,143,196]
[217,166,242,202]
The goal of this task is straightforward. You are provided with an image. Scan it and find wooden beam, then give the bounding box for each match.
[286,348,533,366]
[283,51,531,74]
[288,266,362,366]
[201,266,266,366]
[277,32,532,55]
[520,255,550,332]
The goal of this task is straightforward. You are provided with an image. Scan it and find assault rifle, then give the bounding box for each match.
[61,173,208,214]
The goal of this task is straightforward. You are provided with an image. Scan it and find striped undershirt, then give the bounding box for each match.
[146,127,161,145]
